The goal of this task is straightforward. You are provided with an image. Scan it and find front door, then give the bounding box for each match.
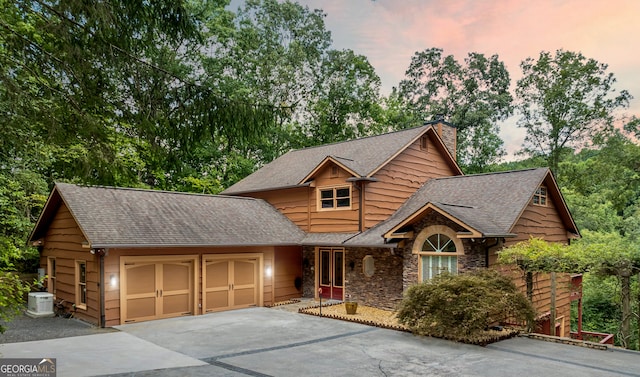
[319,248,344,300]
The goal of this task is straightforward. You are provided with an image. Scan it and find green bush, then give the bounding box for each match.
[397,269,535,339]
[0,270,31,333]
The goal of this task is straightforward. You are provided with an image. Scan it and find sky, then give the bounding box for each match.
[234,0,640,159]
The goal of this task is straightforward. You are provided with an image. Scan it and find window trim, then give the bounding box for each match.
[420,135,428,151]
[316,185,352,211]
[413,225,463,282]
[76,260,87,310]
[47,257,56,297]
[533,186,548,206]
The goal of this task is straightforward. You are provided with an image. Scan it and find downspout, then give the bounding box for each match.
[100,252,105,328]
[358,181,364,232]
[95,248,108,328]
[484,238,500,268]
[346,177,378,232]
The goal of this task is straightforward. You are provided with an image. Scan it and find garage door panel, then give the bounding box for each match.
[163,263,191,291]
[206,261,229,288]
[234,260,256,286]
[233,288,256,306]
[206,291,229,311]
[162,294,190,315]
[126,263,156,295]
[127,297,156,319]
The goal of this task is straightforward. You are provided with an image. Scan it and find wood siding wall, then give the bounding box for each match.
[39,202,303,327]
[495,196,573,337]
[248,188,311,231]
[308,165,360,233]
[274,246,303,302]
[365,135,458,229]
[246,164,361,233]
[39,203,99,325]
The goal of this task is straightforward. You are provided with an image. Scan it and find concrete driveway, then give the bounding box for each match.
[1,307,639,376]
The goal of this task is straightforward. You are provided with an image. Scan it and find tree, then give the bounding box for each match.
[0,0,278,189]
[398,48,513,172]
[305,49,383,146]
[198,0,384,183]
[516,50,633,175]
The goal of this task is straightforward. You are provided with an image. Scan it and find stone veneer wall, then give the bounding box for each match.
[301,245,404,309]
[344,247,404,310]
[401,211,488,291]
[302,212,496,309]
[302,246,316,299]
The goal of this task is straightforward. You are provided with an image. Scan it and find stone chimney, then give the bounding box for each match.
[426,115,456,160]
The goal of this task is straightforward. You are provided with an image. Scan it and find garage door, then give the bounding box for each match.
[203,254,263,313]
[120,255,198,323]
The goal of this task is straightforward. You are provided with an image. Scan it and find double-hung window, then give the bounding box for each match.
[76,261,87,309]
[48,257,56,296]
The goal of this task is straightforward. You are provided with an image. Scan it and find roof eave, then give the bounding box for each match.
[87,241,305,249]
[223,182,311,196]
[299,156,360,185]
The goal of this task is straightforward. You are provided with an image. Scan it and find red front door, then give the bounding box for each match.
[319,248,344,300]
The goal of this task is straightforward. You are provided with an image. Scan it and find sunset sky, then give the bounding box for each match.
[234,0,640,158]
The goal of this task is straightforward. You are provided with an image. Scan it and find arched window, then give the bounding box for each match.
[413,226,462,282]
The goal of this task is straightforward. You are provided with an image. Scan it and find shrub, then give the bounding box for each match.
[0,270,31,333]
[396,269,535,339]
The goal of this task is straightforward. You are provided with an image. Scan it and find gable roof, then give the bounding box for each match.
[222,123,462,195]
[29,183,305,249]
[344,168,580,247]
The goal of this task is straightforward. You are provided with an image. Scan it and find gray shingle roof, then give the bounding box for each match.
[33,183,305,248]
[222,125,436,194]
[345,168,557,247]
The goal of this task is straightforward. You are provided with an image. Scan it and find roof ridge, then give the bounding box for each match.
[55,182,260,201]
[431,167,547,181]
[287,124,430,154]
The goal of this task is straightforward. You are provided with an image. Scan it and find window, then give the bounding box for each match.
[420,135,428,150]
[76,261,87,309]
[420,233,458,281]
[363,255,375,277]
[318,186,351,210]
[533,186,547,206]
[47,257,56,296]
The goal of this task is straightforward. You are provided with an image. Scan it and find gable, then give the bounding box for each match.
[343,168,579,247]
[222,124,462,195]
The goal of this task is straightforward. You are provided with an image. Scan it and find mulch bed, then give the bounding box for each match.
[297,301,521,346]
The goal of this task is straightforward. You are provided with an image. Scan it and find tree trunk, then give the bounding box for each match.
[621,270,631,349]
[526,272,533,301]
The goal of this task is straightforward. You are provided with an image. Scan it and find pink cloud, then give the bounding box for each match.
[291,0,640,157]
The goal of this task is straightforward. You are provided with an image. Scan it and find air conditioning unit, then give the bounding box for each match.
[25,292,54,318]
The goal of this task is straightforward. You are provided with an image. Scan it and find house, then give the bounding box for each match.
[29,120,580,336]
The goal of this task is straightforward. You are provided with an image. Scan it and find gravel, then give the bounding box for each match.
[0,311,116,344]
